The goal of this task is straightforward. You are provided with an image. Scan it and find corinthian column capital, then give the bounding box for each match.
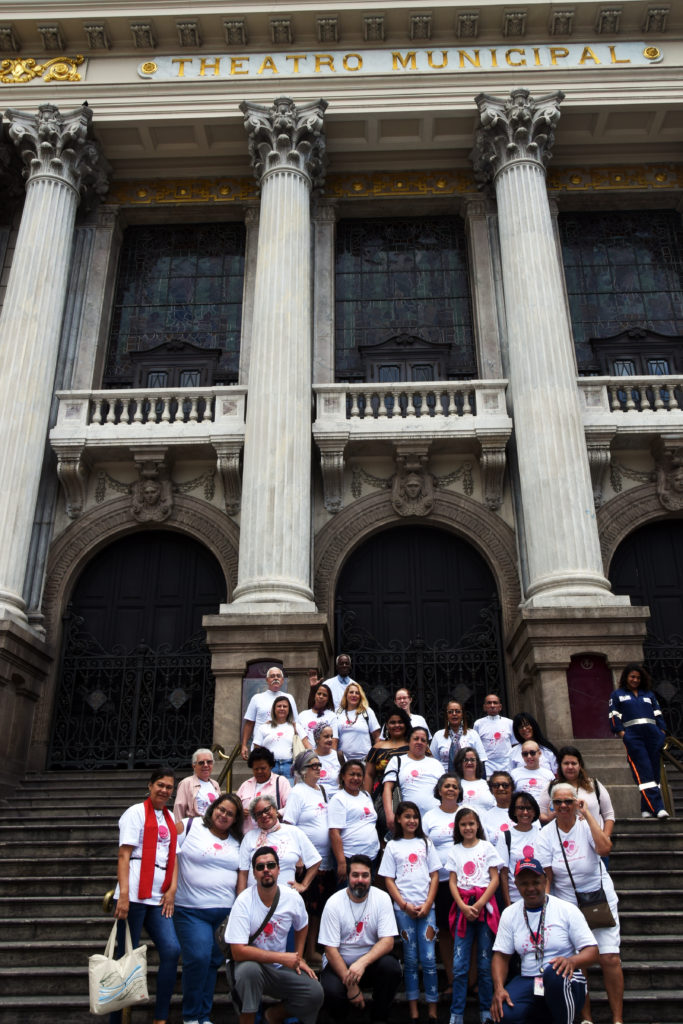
[6,102,110,205]
[240,95,328,188]
[472,88,564,184]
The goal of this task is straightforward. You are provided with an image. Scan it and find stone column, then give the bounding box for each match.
[230,97,327,611]
[472,89,626,608]
[464,197,503,379]
[0,103,109,622]
[238,203,259,385]
[312,199,337,384]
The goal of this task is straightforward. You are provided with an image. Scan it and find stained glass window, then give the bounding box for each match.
[335,216,475,380]
[105,222,245,385]
[559,210,683,371]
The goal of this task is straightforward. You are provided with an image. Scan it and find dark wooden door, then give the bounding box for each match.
[335,526,504,725]
[49,531,226,769]
[610,519,683,737]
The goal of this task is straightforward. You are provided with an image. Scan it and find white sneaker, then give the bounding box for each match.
[641,810,653,818]
[657,809,670,818]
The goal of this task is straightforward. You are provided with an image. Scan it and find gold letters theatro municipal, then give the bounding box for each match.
[139,43,662,81]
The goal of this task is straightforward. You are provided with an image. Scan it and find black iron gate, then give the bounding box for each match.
[49,611,216,770]
[337,600,506,725]
[644,633,683,739]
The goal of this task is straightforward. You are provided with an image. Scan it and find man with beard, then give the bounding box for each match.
[225,847,323,1024]
[319,854,401,1024]
[490,857,598,1024]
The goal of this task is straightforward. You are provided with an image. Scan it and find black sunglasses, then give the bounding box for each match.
[254,861,277,871]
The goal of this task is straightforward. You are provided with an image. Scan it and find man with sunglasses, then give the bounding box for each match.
[225,846,324,1024]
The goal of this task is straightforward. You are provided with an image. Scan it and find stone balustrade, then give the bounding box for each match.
[51,386,247,440]
[315,380,510,433]
[579,376,683,423]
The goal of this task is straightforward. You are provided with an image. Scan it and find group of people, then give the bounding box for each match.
[111,658,669,1024]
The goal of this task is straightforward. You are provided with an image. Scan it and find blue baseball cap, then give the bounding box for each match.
[514,856,544,877]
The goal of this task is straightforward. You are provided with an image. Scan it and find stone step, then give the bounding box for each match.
[621,933,682,960]
[1,802,132,817]
[619,910,683,935]
[0,839,114,858]
[607,849,682,869]
[615,889,681,911]
[0,823,122,841]
[0,916,113,941]
[0,856,114,878]
[612,817,682,835]
[0,875,113,897]
[586,988,683,1023]
[585,959,682,992]
[607,868,683,890]
[0,898,107,922]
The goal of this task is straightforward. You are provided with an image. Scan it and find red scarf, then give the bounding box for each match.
[137,798,177,900]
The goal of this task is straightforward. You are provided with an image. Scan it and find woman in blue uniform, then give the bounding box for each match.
[608,663,669,818]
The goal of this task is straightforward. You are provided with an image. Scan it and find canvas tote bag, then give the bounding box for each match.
[89,920,149,1015]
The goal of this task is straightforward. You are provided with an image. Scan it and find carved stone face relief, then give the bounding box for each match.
[391,453,434,517]
[656,452,683,510]
[131,475,173,522]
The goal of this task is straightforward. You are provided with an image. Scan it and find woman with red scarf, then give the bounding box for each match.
[112,768,181,1024]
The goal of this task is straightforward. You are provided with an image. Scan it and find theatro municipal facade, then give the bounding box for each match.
[0,0,681,790]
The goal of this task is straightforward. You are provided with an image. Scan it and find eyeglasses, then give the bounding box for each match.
[553,798,575,806]
[522,750,539,757]
[196,760,213,766]
[254,807,275,817]
[254,862,277,871]
[462,759,477,765]
[306,763,322,770]
[213,807,231,817]
[491,782,511,789]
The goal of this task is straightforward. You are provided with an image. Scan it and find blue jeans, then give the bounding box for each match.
[274,758,293,778]
[110,901,180,1024]
[173,905,228,1022]
[395,907,439,1003]
[451,917,494,1023]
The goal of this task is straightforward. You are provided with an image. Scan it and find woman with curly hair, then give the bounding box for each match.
[334,682,380,761]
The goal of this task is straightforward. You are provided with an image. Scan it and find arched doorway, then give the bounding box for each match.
[610,519,683,737]
[49,531,226,770]
[335,525,505,725]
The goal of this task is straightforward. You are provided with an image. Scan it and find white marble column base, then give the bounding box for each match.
[523,569,632,608]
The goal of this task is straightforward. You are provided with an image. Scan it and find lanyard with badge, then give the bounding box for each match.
[523,895,548,995]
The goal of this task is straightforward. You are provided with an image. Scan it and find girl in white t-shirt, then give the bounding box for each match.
[446,807,500,1024]
[378,802,442,1023]
[253,694,306,779]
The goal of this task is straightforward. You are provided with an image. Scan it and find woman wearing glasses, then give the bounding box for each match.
[237,795,322,893]
[431,701,486,772]
[173,748,221,821]
[536,781,623,1024]
[174,793,243,1024]
[451,747,495,815]
[284,750,336,962]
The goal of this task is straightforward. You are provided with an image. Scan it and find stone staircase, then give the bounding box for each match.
[0,765,680,1023]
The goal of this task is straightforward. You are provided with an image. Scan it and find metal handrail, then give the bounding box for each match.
[660,735,683,816]
[213,740,242,791]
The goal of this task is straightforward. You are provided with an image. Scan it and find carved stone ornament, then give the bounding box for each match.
[213,440,242,516]
[53,442,89,519]
[479,439,508,511]
[316,434,348,514]
[472,88,564,185]
[391,447,435,517]
[654,442,683,511]
[586,430,615,509]
[131,467,173,522]
[240,96,328,190]
[6,103,111,207]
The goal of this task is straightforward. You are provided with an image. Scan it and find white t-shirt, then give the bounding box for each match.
[381,712,431,740]
[510,744,558,775]
[239,822,322,887]
[297,709,338,746]
[535,819,617,906]
[317,751,341,795]
[459,778,496,815]
[253,721,305,761]
[283,783,332,869]
[511,765,556,798]
[473,715,514,772]
[483,804,513,844]
[422,806,457,881]
[379,837,442,908]
[323,675,353,709]
[493,894,597,976]
[245,690,298,732]
[494,822,542,903]
[446,839,499,889]
[115,802,173,905]
[383,755,443,818]
[319,886,398,966]
[327,788,380,860]
[336,708,380,760]
[430,729,487,771]
[226,884,308,963]
[175,819,240,908]
[193,779,219,817]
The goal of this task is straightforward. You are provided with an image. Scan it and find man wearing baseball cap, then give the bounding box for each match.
[490,856,598,1023]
